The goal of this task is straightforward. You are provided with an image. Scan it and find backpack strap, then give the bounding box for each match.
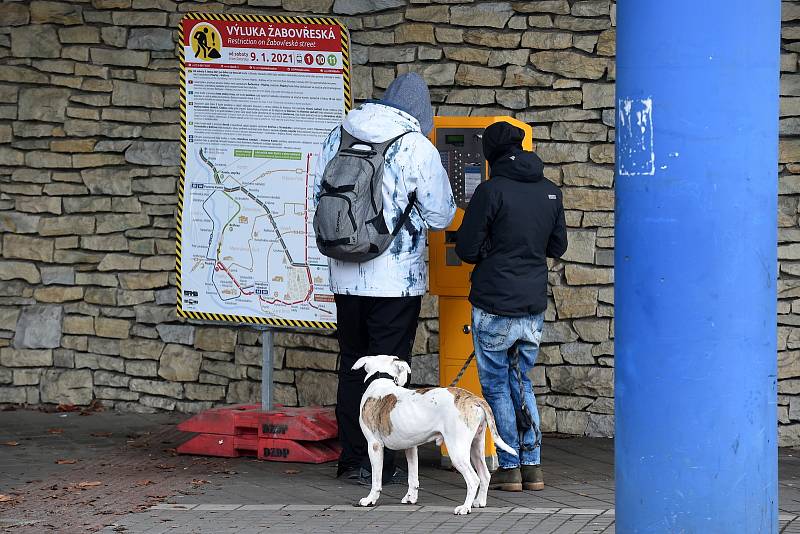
[390,190,417,237]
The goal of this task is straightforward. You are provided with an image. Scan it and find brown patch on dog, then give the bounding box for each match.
[362,395,397,436]
[447,387,482,427]
[413,387,436,394]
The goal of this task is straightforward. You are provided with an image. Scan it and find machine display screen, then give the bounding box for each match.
[445,134,465,146]
[464,165,482,201]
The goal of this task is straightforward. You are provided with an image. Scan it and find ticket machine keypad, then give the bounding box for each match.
[436,128,487,210]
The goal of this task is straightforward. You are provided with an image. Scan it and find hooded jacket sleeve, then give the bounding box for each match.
[546,195,568,258]
[408,136,456,231]
[455,183,496,265]
[312,127,341,208]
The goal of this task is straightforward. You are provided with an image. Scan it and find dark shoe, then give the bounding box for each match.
[358,466,406,486]
[489,467,522,492]
[336,466,361,483]
[521,464,544,491]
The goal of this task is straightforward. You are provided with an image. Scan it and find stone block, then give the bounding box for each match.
[0,368,12,385]
[531,50,607,79]
[395,23,435,44]
[285,349,338,371]
[536,143,589,164]
[3,234,53,262]
[562,163,614,188]
[560,342,595,365]
[94,317,131,339]
[1,348,53,367]
[463,29,520,49]
[225,380,259,404]
[94,371,130,387]
[0,260,41,284]
[194,328,237,353]
[586,413,613,437]
[0,387,26,403]
[553,286,598,318]
[52,349,75,368]
[128,28,174,50]
[565,265,614,285]
[551,121,608,142]
[397,63,456,86]
[455,65,503,87]
[95,386,138,401]
[125,141,179,165]
[125,360,158,377]
[159,344,202,382]
[30,1,83,24]
[40,369,93,405]
[3,3,30,25]
[561,230,596,264]
[556,410,588,434]
[19,88,70,122]
[234,345,261,367]
[184,383,225,401]
[119,338,164,360]
[487,49,530,67]
[13,306,62,349]
[34,286,84,303]
[155,324,194,345]
[573,318,611,343]
[139,395,175,410]
[333,0,404,15]
[129,378,182,398]
[548,366,613,397]
[296,371,338,405]
[12,26,60,58]
[201,360,244,380]
[542,321,579,344]
[38,215,95,236]
[0,308,20,331]
[450,2,513,28]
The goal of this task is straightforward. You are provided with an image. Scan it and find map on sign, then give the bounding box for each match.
[176,14,350,327]
[182,146,335,322]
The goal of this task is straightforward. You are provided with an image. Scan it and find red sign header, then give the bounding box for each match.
[183,19,341,52]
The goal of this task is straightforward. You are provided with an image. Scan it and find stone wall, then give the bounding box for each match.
[0,0,797,444]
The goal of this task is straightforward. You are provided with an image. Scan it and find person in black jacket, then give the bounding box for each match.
[455,121,567,492]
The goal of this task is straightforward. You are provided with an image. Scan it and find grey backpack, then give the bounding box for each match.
[314,128,416,263]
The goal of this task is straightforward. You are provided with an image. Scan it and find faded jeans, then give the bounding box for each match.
[472,306,543,469]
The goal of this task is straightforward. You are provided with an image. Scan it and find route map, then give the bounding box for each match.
[182,147,335,322]
[177,15,349,327]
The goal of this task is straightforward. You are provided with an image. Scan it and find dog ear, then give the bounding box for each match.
[352,356,371,371]
[392,360,411,387]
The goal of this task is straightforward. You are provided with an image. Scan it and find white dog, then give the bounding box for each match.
[352,354,517,515]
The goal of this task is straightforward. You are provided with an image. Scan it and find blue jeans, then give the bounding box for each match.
[472,306,543,469]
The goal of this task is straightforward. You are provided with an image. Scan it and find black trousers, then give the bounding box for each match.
[334,293,422,476]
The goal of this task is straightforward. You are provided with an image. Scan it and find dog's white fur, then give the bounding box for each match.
[353,354,517,515]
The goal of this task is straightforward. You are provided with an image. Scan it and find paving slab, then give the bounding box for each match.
[0,409,799,533]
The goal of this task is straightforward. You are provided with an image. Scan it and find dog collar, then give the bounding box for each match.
[366,372,397,386]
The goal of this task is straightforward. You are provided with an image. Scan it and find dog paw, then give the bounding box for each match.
[453,505,471,515]
[474,500,486,508]
[401,492,418,504]
[359,496,378,507]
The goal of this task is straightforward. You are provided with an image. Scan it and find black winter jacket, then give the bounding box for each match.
[455,148,567,316]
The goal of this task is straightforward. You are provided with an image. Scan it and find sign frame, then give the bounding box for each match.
[175,13,351,330]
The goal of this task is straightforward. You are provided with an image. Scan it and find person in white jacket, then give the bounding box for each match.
[314,73,456,483]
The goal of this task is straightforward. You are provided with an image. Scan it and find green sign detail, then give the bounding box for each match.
[253,150,302,160]
[234,149,253,157]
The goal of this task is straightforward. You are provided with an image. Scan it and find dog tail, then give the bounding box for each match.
[477,399,518,457]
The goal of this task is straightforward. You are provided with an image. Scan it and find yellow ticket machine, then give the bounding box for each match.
[428,116,533,467]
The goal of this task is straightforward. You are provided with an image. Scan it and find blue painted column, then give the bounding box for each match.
[615,1,780,532]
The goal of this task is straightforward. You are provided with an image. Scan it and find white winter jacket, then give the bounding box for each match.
[313,102,456,297]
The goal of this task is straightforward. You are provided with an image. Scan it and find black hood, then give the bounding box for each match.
[482,121,524,164]
[489,148,545,183]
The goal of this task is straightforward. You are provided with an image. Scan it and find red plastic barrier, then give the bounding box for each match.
[176,405,340,464]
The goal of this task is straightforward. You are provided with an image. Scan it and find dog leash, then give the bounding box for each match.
[448,351,475,387]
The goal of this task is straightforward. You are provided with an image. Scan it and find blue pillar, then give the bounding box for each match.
[615,1,780,532]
